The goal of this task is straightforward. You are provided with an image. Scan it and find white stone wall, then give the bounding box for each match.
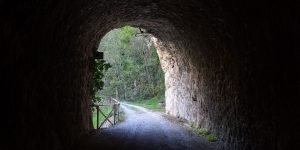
[152,37,206,127]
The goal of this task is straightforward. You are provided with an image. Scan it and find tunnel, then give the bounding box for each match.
[2,0,299,150]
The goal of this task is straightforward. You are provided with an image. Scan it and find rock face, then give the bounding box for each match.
[2,0,299,150]
[153,37,203,124]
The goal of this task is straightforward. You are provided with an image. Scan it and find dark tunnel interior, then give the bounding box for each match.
[1,0,299,150]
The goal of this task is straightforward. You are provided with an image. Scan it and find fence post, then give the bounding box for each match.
[113,104,116,125]
[118,103,120,121]
[96,106,99,129]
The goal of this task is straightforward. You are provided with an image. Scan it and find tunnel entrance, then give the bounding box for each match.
[91,26,166,129]
[87,25,222,149]
[6,1,297,150]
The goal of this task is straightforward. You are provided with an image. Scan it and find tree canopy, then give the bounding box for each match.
[96,26,165,101]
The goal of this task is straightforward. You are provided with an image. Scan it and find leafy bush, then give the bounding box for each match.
[92,59,111,103]
[207,134,217,142]
[197,128,209,136]
[94,95,102,103]
[190,127,218,142]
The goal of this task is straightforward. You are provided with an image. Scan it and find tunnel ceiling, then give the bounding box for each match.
[2,0,298,150]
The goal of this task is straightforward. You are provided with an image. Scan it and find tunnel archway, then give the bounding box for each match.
[3,0,298,150]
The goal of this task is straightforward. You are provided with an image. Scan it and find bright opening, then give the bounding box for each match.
[92,26,165,129]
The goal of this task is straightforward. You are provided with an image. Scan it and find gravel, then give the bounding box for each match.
[77,102,217,150]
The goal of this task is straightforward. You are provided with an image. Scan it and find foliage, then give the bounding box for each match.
[92,59,111,103]
[92,25,165,129]
[98,26,165,102]
[197,128,209,136]
[127,95,165,112]
[207,134,218,142]
[119,26,136,44]
[189,126,218,142]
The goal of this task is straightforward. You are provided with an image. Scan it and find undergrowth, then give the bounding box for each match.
[188,126,218,142]
[127,95,165,112]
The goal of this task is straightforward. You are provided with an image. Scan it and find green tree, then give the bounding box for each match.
[98,26,165,102]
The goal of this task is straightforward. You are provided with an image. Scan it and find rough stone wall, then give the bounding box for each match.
[2,0,299,150]
[153,37,205,125]
[1,1,95,149]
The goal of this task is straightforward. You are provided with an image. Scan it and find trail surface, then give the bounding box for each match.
[78,102,216,150]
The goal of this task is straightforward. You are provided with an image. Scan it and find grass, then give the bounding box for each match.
[188,127,218,142]
[196,128,209,136]
[207,134,218,142]
[127,95,165,112]
[92,105,113,129]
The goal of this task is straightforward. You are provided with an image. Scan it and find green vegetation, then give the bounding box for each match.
[92,105,112,129]
[196,128,209,136]
[97,26,165,105]
[92,26,165,128]
[189,127,218,142]
[92,60,111,103]
[128,95,165,112]
[207,134,218,142]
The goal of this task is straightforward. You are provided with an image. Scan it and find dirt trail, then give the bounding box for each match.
[77,102,216,150]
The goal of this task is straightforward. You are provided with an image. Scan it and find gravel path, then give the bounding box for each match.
[78,102,216,150]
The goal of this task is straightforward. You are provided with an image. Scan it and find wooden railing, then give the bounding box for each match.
[92,97,120,129]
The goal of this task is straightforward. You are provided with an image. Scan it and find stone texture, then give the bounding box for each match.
[1,0,299,150]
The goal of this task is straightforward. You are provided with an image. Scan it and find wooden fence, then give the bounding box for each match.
[92,97,120,129]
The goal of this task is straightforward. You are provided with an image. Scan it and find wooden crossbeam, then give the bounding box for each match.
[99,109,114,128]
[92,97,120,129]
